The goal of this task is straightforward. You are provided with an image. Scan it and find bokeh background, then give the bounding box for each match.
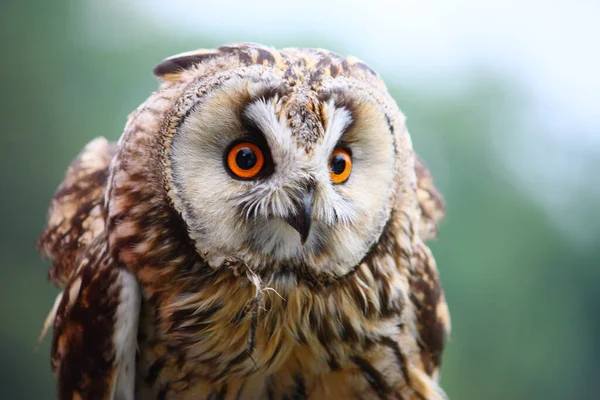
[2,1,599,399]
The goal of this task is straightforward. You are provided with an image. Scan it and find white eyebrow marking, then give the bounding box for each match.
[244,98,292,150]
[320,99,353,156]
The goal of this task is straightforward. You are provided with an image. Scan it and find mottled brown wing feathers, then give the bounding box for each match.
[409,242,451,379]
[38,137,117,287]
[414,155,446,240]
[52,234,140,399]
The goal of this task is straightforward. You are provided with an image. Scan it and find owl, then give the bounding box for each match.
[38,43,450,400]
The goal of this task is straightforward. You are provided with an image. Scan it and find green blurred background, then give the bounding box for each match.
[2,1,599,399]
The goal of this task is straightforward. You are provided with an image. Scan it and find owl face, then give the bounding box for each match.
[161,47,403,279]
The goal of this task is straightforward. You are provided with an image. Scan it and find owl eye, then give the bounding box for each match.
[329,148,352,184]
[226,141,265,179]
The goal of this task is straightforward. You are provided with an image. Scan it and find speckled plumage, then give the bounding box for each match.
[39,43,450,399]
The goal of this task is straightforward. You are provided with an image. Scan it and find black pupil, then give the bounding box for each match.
[331,154,346,175]
[235,147,257,170]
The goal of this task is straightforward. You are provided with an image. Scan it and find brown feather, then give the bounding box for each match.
[414,155,446,240]
[409,241,451,379]
[51,233,140,399]
[51,235,119,399]
[38,137,117,286]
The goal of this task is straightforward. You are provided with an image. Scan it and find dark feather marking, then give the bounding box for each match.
[145,357,166,385]
[219,44,248,52]
[266,377,276,400]
[282,374,308,400]
[255,48,276,65]
[272,264,322,287]
[110,233,143,256]
[284,64,299,83]
[327,354,341,371]
[174,345,187,371]
[227,350,251,370]
[379,337,410,386]
[170,303,222,334]
[217,43,266,67]
[341,59,350,72]
[208,385,228,400]
[310,304,338,349]
[330,63,340,77]
[339,313,360,343]
[249,83,292,104]
[314,54,331,70]
[379,282,394,318]
[353,61,378,76]
[212,350,251,382]
[383,111,399,161]
[384,113,394,135]
[153,53,220,77]
[350,355,392,400]
[348,279,373,318]
[307,67,325,88]
[294,373,308,399]
[232,307,247,324]
[157,385,169,400]
[267,339,284,367]
[295,324,309,345]
[196,351,231,367]
[379,337,427,400]
[52,248,120,399]
[319,88,357,133]
[236,48,254,65]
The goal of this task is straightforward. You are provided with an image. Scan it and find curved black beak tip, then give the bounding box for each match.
[286,188,315,245]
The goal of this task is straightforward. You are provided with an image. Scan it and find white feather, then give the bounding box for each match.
[111,270,141,400]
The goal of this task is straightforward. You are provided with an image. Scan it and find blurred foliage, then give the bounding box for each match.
[1,1,598,399]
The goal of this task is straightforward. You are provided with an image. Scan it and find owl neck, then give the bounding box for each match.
[135,210,414,383]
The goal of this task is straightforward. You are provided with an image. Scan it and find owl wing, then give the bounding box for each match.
[38,137,117,287]
[409,241,451,387]
[414,154,445,240]
[51,235,140,400]
[39,138,140,398]
[411,155,450,382]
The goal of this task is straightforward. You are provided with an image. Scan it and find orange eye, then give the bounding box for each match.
[329,148,352,184]
[226,141,265,179]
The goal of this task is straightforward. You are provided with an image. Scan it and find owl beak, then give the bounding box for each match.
[287,187,315,245]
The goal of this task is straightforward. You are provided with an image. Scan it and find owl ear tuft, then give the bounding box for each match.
[153,49,221,81]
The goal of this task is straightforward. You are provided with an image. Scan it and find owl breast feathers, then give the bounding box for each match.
[38,43,450,400]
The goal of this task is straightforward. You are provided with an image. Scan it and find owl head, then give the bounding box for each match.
[110,44,419,283]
